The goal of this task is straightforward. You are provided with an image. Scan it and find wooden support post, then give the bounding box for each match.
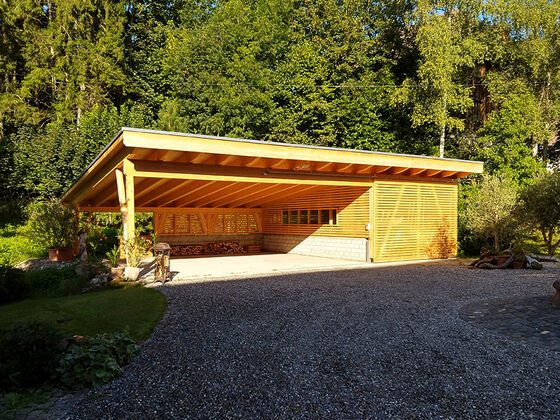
[115,169,128,260]
[124,159,136,241]
[369,184,375,263]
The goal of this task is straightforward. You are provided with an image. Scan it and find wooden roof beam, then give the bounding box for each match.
[424,169,443,177]
[217,155,242,166]
[407,168,427,176]
[188,183,242,208]
[213,183,283,207]
[245,157,264,168]
[171,181,231,208]
[203,183,264,207]
[373,166,392,174]
[155,180,217,207]
[129,159,373,187]
[136,179,198,207]
[438,170,459,178]
[388,167,408,175]
[315,162,335,171]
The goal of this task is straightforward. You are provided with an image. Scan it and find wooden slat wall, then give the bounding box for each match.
[154,209,261,236]
[263,186,370,238]
[373,180,457,262]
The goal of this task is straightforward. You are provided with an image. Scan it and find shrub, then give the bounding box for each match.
[0,264,30,304]
[123,236,152,267]
[27,199,76,249]
[25,265,88,298]
[57,333,140,389]
[88,226,119,257]
[0,322,63,391]
[426,220,457,259]
[0,224,46,265]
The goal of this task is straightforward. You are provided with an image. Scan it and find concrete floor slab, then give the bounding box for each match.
[140,253,370,281]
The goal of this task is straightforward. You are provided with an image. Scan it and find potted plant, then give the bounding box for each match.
[28,199,76,262]
[123,236,151,281]
[106,246,124,279]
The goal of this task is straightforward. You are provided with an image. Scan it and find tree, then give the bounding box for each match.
[519,172,560,255]
[465,173,519,253]
[269,0,396,150]
[392,1,482,157]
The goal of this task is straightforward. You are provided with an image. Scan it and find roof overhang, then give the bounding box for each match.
[62,128,484,210]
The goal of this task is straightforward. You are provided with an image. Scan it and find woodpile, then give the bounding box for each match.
[170,241,246,257]
[469,249,558,270]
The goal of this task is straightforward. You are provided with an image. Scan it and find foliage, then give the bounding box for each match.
[88,226,120,257]
[0,224,46,266]
[425,219,457,259]
[465,173,520,253]
[106,246,121,267]
[24,264,89,298]
[27,199,76,249]
[0,322,63,391]
[0,285,166,341]
[57,333,140,389]
[518,172,560,255]
[0,264,29,305]
[123,236,152,267]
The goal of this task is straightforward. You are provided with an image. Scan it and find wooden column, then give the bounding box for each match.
[124,159,136,240]
[115,169,128,240]
[369,183,375,263]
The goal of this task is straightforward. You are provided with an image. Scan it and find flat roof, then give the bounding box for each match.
[62,127,484,208]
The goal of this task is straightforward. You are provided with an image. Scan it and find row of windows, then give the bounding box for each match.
[282,209,338,225]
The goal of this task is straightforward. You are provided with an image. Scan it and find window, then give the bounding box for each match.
[320,209,330,224]
[281,208,338,225]
[309,210,319,224]
[299,210,308,224]
[290,210,298,224]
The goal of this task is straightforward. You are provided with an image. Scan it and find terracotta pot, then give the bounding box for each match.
[495,255,510,265]
[512,260,525,269]
[124,266,141,281]
[48,248,74,262]
[110,266,125,280]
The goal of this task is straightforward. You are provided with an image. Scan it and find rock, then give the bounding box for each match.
[14,258,73,272]
[552,281,560,309]
[89,273,112,289]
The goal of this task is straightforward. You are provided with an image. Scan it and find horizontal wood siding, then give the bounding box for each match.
[263,186,370,238]
[373,180,457,262]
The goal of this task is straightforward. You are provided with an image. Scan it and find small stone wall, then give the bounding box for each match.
[263,234,368,262]
[158,234,263,247]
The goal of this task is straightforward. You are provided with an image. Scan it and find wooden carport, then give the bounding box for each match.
[62,128,483,263]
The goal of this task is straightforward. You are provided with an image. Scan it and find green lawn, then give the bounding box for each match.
[0,285,166,341]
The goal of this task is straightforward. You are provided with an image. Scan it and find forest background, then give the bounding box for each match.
[1,0,559,255]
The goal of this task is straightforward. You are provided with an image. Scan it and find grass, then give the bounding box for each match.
[0,284,166,342]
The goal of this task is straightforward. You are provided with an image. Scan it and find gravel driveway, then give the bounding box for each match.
[64,262,560,419]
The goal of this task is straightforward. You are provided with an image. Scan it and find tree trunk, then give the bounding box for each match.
[439,123,446,158]
[493,228,499,254]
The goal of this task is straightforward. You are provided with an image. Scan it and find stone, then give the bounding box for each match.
[552,280,560,309]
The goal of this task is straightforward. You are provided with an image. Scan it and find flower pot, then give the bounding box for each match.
[110,266,125,280]
[495,255,510,265]
[48,248,74,262]
[124,266,141,281]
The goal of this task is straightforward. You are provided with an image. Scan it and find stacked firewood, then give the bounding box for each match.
[171,245,205,256]
[205,241,245,255]
[170,241,246,256]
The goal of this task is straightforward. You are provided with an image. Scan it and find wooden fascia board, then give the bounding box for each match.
[65,145,132,204]
[128,159,373,187]
[122,130,484,173]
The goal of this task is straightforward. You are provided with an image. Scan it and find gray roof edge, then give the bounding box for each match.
[121,127,484,165]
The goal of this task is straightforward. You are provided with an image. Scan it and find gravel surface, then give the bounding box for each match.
[62,262,560,419]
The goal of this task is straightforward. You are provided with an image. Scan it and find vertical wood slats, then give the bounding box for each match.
[373,180,457,263]
[156,209,260,235]
[262,186,370,238]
